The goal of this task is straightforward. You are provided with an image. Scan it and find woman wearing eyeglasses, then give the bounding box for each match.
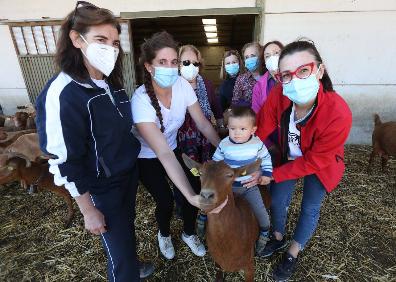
[35,2,154,281]
[255,40,352,281]
[231,42,263,107]
[131,32,220,260]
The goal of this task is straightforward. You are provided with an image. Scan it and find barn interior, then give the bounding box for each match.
[130,14,256,88]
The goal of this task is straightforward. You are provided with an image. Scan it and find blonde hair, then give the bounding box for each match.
[178,44,205,69]
[219,49,244,80]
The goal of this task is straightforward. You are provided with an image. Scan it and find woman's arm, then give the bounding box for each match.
[135,122,203,208]
[188,102,220,147]
[256,85,281,141]
[75,192,106,235]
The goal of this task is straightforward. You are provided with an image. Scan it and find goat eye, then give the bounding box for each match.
[225,172,234,178]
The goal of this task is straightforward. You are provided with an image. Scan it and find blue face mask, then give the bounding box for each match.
[283,70,320,105]
[153,67,179,88]
[244,56,259,72]
[225,63,239,76]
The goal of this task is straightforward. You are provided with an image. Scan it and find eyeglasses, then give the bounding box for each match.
[71,1,99,25]
[181,60,201,67]
[275,62,318,84]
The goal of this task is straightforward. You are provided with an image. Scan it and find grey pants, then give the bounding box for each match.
[232,185,270,231]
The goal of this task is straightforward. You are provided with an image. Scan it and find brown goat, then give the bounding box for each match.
[0,115,5,127]
[183,154,262,282]
[26,113,36,130]
[368,114,396,173]
[0,129,36,149]
[0,129,6,141]
[0,133,74,227]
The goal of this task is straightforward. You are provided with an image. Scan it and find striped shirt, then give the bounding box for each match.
[212,135,273,182]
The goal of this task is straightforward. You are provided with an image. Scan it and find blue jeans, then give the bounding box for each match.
[270,174,326,250]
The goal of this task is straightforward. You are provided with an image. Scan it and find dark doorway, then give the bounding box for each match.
[130,14,256,88]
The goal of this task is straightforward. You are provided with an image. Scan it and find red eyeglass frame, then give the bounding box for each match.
[275,62,315,84]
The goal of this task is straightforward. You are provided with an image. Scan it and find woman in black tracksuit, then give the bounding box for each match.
[35,2,153,281]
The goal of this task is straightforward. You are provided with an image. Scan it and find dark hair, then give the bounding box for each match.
[139,31,178,132]
[229,106,256,126]
[241,42,263,75]
[279,40,334,92]
[262,40,284,73]
[220,49,244,79]
[55,3,124,88]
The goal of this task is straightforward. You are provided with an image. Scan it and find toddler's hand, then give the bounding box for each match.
[260,176,272,185]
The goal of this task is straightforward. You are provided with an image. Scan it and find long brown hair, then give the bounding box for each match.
[55,3,124,88]
[139,31,178,132]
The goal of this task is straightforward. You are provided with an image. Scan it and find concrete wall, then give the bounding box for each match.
[0,25,29,115]
[0,0,256,19]
[261,0,396,144]
[1,0,396,144]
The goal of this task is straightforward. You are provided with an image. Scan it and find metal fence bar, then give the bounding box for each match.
[19,54,135,103]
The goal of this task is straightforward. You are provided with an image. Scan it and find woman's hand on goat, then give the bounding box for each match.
[82,206,107,235]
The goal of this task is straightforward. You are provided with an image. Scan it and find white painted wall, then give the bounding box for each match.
[1,0,395,144]
[0,0,256,20]
[0,25,29,115]
[261,0,396,144]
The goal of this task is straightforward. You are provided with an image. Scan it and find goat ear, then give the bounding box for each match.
[182,153,202,172]
[233,158,261,178]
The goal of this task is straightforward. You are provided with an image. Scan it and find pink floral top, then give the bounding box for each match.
[231,72,257,106]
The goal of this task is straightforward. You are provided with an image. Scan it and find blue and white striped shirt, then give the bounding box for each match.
[212,135,273,182]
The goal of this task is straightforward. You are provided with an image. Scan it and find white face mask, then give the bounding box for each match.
[265,55,280,72]
[180,64,199,81]
[80,35,119,77]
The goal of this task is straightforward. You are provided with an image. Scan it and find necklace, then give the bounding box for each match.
[294,103,316,123]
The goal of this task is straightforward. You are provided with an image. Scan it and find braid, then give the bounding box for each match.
[144,69,165,132]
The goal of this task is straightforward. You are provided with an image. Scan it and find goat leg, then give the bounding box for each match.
[381,155,389,173]
[215,269,225,282]
[367,151,376,174]
[42,185,74,228]
[243,261,254,282]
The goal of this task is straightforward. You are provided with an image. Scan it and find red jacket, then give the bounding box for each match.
[256,83,352,193]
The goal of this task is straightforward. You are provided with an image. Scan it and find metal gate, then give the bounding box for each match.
[9,21,136,103]
[18,54,135,103]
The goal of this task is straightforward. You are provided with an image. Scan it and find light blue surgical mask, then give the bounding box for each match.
[153,67,179,88]
[283,67,321,105]
[244,56,259,72]
[225,63,239,76]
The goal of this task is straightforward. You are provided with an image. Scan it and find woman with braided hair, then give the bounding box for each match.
[131,31,220,259]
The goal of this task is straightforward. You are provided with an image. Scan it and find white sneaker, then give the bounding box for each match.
[157,231,175,259]
[181,232,206,257]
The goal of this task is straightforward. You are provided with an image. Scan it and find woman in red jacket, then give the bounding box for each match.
[256,40,352,281]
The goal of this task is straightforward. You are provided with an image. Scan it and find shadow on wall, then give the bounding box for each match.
[338,86,396,145]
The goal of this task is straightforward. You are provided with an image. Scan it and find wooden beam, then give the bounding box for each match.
[121,7,260,19]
